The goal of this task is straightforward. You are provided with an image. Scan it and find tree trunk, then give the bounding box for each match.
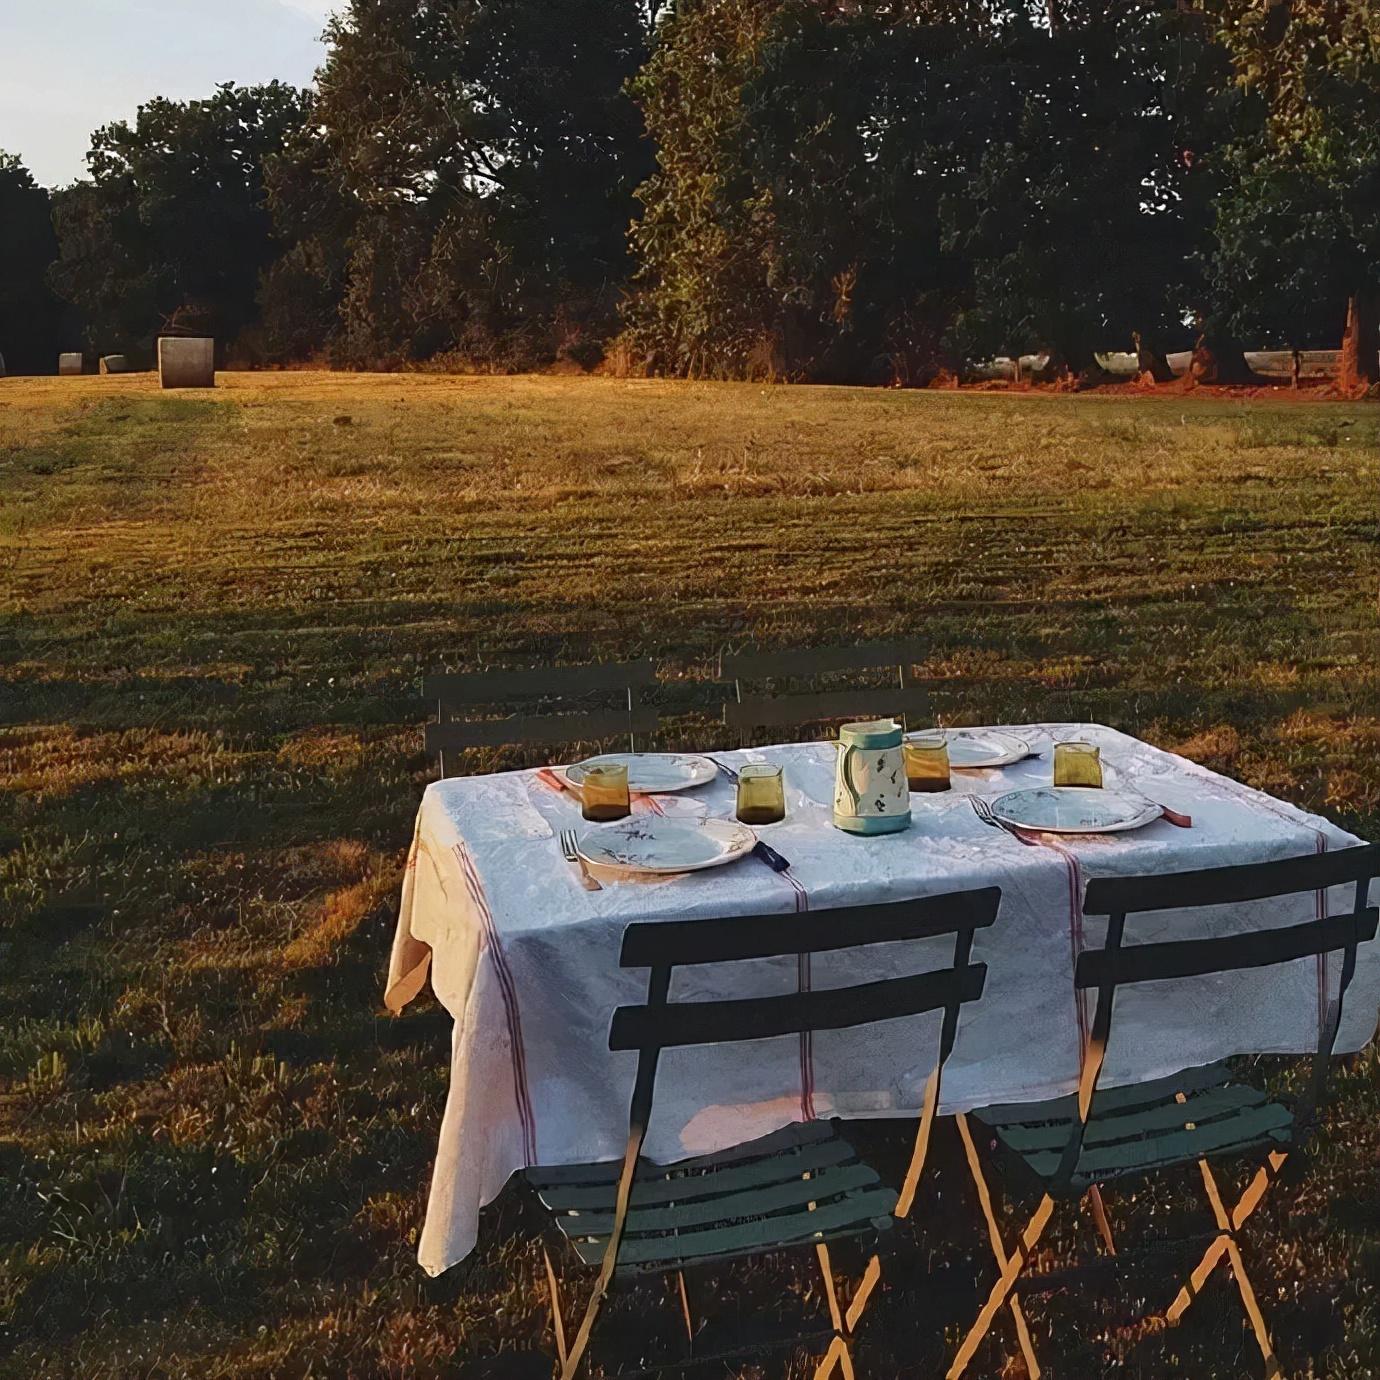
[1190,332,1255,385]
[1338,291,1379,391]
[1132,330,1174,383]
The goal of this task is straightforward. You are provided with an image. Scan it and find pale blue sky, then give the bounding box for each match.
[0,0,338,186]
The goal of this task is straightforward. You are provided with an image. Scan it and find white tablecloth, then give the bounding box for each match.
[386,724,1378,1275]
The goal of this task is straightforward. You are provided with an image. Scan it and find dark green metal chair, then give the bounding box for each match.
[423,660,658,778]
[948,844,1380,1380]
[529,886,1001,1379]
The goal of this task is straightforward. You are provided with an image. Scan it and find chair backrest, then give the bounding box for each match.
[422,659,658,776]
[1053,845,1380,1191]
[719,640,930,740]
[581,888,998,1289]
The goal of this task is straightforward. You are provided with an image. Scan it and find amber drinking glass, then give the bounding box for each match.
[581,763,631,821]
[1054,741,1103,788]
[903,735,951,793]
[736,763,786,825]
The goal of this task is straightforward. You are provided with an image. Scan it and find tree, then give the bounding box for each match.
[49,83,310,360]
[940,1,1227,379]
[304,0,654,367]
[627,0,1225,382]
[0,153,66,374]
[1209,0,1380,386]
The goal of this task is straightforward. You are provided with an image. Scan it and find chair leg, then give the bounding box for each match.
[675,1270,694,1348]
[541,1246,568,1370]
[947,1195,1055,1380]
[895,1064,941,1220]
[1176,1151,1283,1378]
[956,1115,1043,1380]
[1085,1184,1117,1257]
[813,1335,857,1380]
[812,1241,885,1380]
[1165,1151,1286,1326]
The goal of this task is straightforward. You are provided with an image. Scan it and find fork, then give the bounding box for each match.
[559,828,602,891]
[969,794,1026,841]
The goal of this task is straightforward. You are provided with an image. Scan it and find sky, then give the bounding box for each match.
[0,0,338,187]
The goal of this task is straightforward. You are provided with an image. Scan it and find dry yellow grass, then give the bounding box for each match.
[2,371,1378,1378]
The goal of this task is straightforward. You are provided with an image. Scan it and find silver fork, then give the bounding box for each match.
[970,794,1021,839]
[559,828,602,891]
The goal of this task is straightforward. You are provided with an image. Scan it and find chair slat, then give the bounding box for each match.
[720,641,924,681]
[726,685,931,731]
[615,1222,887,1277]
[1022,1104,1293,1186]
[547,1162,881,1236]
[977,1062,1232,1127]
[425,705,660,752]
[568,1187,900,1267]
[619,888,1001,969]
[530,1135,857,1208]
[609,963,986,1052]
[527,1122,835,1188]
[424,659,656,702]
[1075,908,1379,990]
[1082,845,1380,915]
[994,1085,1268,1153]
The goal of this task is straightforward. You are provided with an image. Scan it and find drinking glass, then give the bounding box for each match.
[1054,741,1103,788]
[736,762,786,825]
[903,735,951,793]
[581,763,631,821]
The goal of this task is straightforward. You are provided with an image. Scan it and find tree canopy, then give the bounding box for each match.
[48,83,308,362]
[0,152,66,374]
[9,0,1379,382]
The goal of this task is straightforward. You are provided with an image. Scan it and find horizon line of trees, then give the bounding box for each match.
[2,0,1378,388]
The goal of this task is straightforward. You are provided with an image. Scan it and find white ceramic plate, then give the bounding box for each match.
[989,786,1162,835]
[575,816,756,874]
[563,753,719,794]
[906,728,1031,769]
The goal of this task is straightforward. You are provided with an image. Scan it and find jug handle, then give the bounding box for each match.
[838,743,862,813]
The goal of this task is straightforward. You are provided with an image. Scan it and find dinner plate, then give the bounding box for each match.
[575,816,756,874]
[905,728,1031,769]
[562,753,719,794]
[989,786,1162,834]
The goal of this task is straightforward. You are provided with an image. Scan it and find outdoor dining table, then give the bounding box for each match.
[385,722,1380,1277]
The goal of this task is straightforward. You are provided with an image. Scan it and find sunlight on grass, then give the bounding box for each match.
[1,372,1377,1378]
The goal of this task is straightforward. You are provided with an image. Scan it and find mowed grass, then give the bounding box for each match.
[2,371,1379,1379]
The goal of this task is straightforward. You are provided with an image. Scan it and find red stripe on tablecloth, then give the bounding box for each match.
[1315,833,1329,1031]
[1021,831,1090,1048]
[782,869,815,1121]
[454,842,538,1166]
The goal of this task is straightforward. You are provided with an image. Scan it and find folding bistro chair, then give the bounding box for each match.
[719,641,930,745]
[423,660,658,778]
[526,885,1001,1379]
[947,844,1380,1380]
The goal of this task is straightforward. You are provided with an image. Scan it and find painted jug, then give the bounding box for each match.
[833,719,911,835]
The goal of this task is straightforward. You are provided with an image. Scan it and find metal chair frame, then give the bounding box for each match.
[947,845,1380,1380]
[423,660,658,777]
[719,641,930,744]
[536,886,1001,1380]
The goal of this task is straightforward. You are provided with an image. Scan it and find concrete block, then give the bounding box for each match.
[99,355,132,375]
[58,353,83,376]
[158,337,215,389]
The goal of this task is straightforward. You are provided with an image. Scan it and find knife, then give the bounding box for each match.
[752,840,791,872]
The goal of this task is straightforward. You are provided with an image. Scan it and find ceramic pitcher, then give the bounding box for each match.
[833,719,911,835]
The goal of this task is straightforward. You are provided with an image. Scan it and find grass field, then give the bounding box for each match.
[2,371,1379,1379]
